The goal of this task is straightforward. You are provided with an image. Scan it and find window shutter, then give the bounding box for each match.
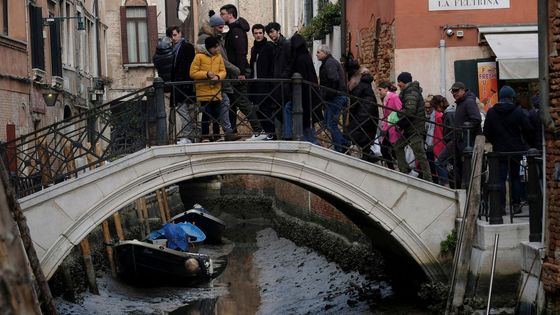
[147,6,157,61]
[50,20,62,77]
[120,6,129,64]
[29,5,45,70]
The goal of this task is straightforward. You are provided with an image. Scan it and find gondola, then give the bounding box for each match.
[170,205,225,244]
[113,223,213,286]
[113,240,213,286]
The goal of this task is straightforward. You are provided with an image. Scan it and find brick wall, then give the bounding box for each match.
[222,174,356,228]
[542,0,560,308]
[355,19,394,83]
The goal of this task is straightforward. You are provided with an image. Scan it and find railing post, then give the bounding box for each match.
[487,152,503,224]
[291,73,303,141]
[461,122,473,189]
[145,87,156,146]
[526,148,543,242]
[153,77,168,145]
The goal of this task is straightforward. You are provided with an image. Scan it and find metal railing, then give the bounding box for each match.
[480,149,543,241]
[2,75,467,198]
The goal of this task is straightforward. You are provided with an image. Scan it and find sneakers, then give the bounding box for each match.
[246,131,270,141]
[408,169,419,177]
[176,138,192,145]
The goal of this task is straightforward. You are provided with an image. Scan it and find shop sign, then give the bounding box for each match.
[429,0,510,11]
[477,62,498,112]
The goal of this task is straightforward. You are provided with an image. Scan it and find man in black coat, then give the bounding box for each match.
[166,26,195,144]
[483,85,534,213]
[249,24,276,139]
[317,44,349,153]
[220,4,264,139]
[446,81,482,185]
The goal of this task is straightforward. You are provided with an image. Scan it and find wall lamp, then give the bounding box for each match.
[43,12,85,31]
[42,89,59,107]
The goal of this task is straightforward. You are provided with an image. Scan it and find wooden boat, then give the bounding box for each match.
[170,206,225,244]
[113,239,213,286]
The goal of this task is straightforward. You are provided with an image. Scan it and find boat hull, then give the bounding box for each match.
[114,240,212,286]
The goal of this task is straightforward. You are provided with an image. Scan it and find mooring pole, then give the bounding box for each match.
[113,213,125,241]
[102,220,116,277]
[80,238,99,295]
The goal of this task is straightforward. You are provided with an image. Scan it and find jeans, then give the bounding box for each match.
[324,96,348,153]
[435,145,451,186]
[283,101,318,144]
[220,93,233,133]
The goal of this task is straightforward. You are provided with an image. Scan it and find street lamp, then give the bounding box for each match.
[42,89,59,107]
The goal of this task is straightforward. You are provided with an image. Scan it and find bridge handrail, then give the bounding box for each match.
[1,75,467,198]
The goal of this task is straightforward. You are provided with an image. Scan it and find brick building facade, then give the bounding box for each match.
[542,0,560,311]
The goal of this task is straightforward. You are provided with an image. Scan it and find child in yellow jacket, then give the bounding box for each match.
[190,36,228,141]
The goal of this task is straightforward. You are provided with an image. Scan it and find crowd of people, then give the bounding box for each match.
[152,4,542,195]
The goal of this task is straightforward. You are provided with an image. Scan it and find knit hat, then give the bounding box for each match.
[499,85,516,101]
[204,36,219,51]
[397,72,412,84]
[209,14,225,27]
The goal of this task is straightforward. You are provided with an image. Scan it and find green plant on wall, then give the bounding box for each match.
[300,1,342,41]
[440,229,457,256]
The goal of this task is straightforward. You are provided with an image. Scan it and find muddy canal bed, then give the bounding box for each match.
[55,223,390,314]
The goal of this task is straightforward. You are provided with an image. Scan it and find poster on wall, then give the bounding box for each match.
[477,62,498,112]
[429,0,510,11]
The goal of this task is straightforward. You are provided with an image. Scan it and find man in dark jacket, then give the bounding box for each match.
[220,4,264,140]
[483,86,534,213]
[317,44,349,153]
[393,72,432,181]
[446,81,482,186]
[166,26,195,144]
[249,24,276,139]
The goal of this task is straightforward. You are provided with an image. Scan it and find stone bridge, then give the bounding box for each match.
[18,141,465,281]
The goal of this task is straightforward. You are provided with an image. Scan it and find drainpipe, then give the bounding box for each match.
[439,27,447,95]
[94,0,100,78]
[340,0,346,56]
[273,0,277,22]
[538,0,555,132]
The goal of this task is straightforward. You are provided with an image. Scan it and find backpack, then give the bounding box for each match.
[152,37,174,82]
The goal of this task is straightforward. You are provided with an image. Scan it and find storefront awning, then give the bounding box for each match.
[482,32,538,80]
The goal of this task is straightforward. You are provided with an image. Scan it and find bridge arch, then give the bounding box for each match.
[19,142,464,281]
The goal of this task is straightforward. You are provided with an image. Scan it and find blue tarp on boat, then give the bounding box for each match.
[146,222,206,251]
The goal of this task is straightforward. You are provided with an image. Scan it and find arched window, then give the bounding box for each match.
[120,0,157,64]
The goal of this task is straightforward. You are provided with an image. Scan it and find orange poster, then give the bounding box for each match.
[477,62,498,112]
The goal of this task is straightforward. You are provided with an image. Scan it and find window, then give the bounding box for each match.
[1,0,7,35]
[50,20,62,76]
[29,5,45,70]
[120,3,157,65]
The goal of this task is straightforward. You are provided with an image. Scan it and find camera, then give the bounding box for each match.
[445,28,454,37]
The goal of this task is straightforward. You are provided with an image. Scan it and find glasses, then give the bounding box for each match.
[425,106,432,110]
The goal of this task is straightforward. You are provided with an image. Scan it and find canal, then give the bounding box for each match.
[54,213,428,314]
